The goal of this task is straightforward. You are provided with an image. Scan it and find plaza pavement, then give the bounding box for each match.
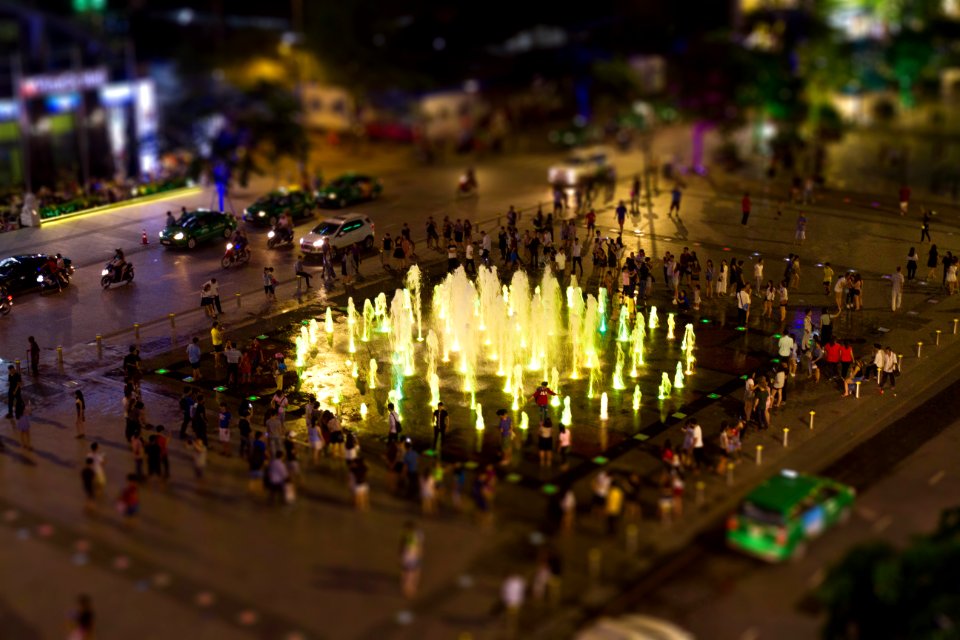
[2,128,960,638]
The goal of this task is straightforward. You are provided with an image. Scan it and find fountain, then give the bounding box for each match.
[658,372,672,400]
[325,307,334,334]
[360,403,368,420]
[648,305,659,330]
[405,265,425,342]
[613,342,626,390]
[617,305,630,342]
[549,367,561,407]
[561,396,572,427]
[475,403,484,431]
[588,366,598,399]
[600,392,609,421]
[368,359,379,389]
[362,299,375,342]
[667,312,676,340]
[598,288,608,334]
[519,411,529,433]
[673,361,685,389]
[632,385,641,412]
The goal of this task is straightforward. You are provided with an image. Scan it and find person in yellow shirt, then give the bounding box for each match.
[822,262,834,295]
[210,322,224,368]
[605,482,625,535]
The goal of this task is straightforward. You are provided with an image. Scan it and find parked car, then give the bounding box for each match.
[299,213,375,257]
[727,469,855,562]
[0,254,75,295]
[242,189,315,226]
[547,146,614,187]
[159,209,237,249]
[316,173,382,208]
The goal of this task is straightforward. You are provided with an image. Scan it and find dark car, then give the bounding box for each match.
[0,254,75,294]
[242,189,315,226]
[316,173,382,208]
[158,209,238,249]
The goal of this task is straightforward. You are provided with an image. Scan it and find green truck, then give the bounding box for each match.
[727,470,855,562]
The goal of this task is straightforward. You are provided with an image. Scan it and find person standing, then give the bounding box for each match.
[898,184,911,216]
[432,402,449,452]
[921,210,932,242]
[210,322,224,368]
[669,184,682,216]
[191,393,208,447]
[753,258,764,294]
[178,387,194,440]
[262,267,277,301]
[530,381,556,422]
[74,390,86,439]
[186,337,202,381]
[537,418,554,467]
[795,211,807,244]
[926,245,939,281]
[740,192,751,225]
[616,200,627,234]
[387,402,402,443]
[879,346,898,394]
[497,409,514,464]
[571,237,583,277]
[822,262,834,295]
[27,336,40,376]
[905,248,918,280]
[399,521,424,599]
[224,341,241,386]
[891,265,905,311]
[6,364,21,418]
[736,283,752,326]
[294,255,312,288]
[204,278,223,316]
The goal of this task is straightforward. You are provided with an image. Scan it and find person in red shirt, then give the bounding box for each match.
[530,382,557,422]
[585,209,596,236]
[741,192,751,226]
[839,340,854,379]
[823,337,842,380]
[118,474,139,527]
[899,184,911,216]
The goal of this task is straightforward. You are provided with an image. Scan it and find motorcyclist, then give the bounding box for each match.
[230,228,249,255]
[459,167,477,193]
[43,255,65,290]
[107,249,127,281]
[273,211,293,242]
[165,210,177,228]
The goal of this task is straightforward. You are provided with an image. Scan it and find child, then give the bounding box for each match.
[117,474,139,527]
[218,403,231,456]
[190,436,207,481]
[692,284,702,311]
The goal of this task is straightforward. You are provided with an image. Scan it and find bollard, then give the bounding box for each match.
[625,524,639,555]
[133,323,140,340]
[695,481,705,506]
[95,335,102,358]
[726,462,735,486]
[782,427,789,447]
[809,411,815,430]
[56,346,63,367]
[236,292,242,308]
[587,547,602,583]
[14,358,20,373]
[755,445,763,465]
[916,342,923,358]
[954,318,958,335]
[936,330,941,346]
[168,313,176,329]
[855,380,861,398]
[898,354,903,368]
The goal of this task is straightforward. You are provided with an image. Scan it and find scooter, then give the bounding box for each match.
[267,224,294,249]
[221,241,251,268]
[37,269,70,293]
[455,175,478,198]
[100,261,135,288]
[0,288,11,315]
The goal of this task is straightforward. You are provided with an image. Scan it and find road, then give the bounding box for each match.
[613,374,960,640]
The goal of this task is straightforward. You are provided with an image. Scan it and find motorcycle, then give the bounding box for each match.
[0,289,11,316]
[36,269,70,293]
[100,261,135,288]
[456,175,478,198]
[221,241,251,268]
[267,224,294,249]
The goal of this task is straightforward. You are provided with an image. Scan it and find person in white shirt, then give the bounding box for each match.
[777,332,795,358]
[571,238,583,277]
[554,248,567,280]
[387,402,401,443]
[753,258,764,294]
[777,281,789,321]
[683,419,705,469]
[736,283,752,325]
[464,242,476,275]
[743,373,756,422]
[480,230,491,264]
[890,265,905,311]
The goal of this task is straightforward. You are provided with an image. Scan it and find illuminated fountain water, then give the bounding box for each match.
[361,299,375,342]
[369,358,379,389]
[617,305,630,342]
[599,392,609,421]
[325,307,334,335]
[561,396,572,426]
[405,265,425,342]
[658,372,672,400]
[550,367,561,407]
[682,323,697,374]
[648,305,659,330]
[612,342,626,390]
[673,361,685,389]
[630,312,646,377]
[667,312,676,340]
[633,385,641,412]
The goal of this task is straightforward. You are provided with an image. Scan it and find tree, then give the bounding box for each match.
[819,507,960,640]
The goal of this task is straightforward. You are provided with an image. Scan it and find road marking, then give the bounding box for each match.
[873,515,893,533]
[928,470,945,486]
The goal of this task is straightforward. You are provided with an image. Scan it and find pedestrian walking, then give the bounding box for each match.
[262,267,277,301]
[68,594,95,640]
[736,283,751,326]
[669,184,682,216]
[921,210,932,242]
[740,192,751,225]
[899,184,911,216]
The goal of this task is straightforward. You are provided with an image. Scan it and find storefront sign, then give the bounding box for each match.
[20,68,108,98]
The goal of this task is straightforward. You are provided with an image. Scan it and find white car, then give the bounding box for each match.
[548,146,614,187]
[299,213,375,257]
[576,615,695,640]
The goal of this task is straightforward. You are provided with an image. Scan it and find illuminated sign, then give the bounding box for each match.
[20,68,108,98]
